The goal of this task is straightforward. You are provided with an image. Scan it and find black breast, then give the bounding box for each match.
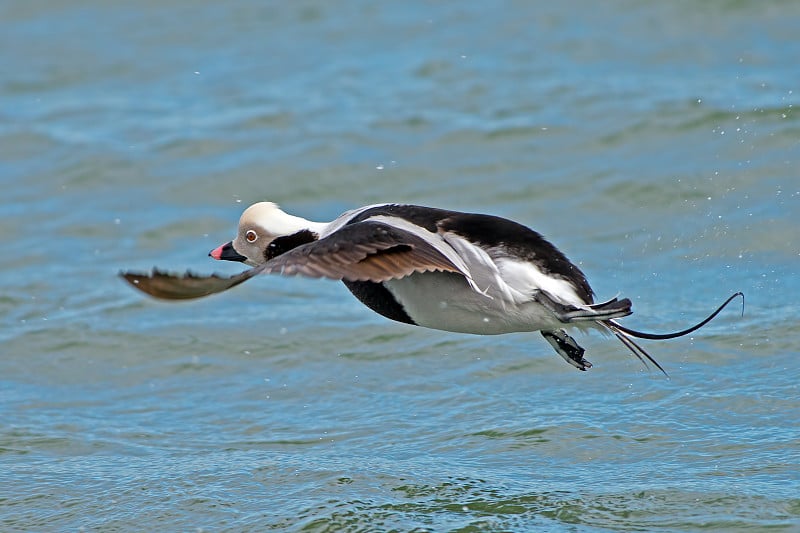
[342,281,416,325]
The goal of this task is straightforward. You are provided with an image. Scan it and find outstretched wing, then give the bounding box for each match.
[120,266,266,300]
[261,221,465,282]
[120,221,469,301]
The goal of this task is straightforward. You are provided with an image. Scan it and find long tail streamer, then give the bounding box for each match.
[601,292,744,376]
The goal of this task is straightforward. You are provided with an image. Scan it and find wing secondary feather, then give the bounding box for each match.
[259,221,466,282]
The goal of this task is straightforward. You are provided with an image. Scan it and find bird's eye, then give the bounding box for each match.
[245,230,258,243]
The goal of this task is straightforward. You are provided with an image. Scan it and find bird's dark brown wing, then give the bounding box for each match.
[119,265,266,300]
[120,221,466,301]
[260,221,465,282]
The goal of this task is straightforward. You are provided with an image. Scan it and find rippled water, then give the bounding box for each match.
[2,2,799,531]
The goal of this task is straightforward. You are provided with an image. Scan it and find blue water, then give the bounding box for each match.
[2,2,799,531]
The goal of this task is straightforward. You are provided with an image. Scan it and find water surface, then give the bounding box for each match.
[2,1,799,531]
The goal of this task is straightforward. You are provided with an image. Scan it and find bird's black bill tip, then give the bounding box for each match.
[209,241,247,263]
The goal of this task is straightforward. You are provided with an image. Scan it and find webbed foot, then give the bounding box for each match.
[541,329,592,371]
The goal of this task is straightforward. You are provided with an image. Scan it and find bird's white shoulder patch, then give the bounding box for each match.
[494,256,585,307]
[318,203,391,238]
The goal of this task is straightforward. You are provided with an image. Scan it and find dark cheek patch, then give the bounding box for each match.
[265,230,319,261]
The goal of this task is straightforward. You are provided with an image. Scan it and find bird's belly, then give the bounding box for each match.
[383,272,563,335]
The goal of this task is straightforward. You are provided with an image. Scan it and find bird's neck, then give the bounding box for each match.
[275,212,328,238]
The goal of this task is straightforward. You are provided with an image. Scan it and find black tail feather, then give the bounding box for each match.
[608,292,743,340]
[600,292,743,376]
[604,323,669,377]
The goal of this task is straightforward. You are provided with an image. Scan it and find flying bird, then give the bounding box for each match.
[122,202,742,374]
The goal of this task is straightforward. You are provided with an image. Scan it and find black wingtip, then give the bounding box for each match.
[119,263,267,300]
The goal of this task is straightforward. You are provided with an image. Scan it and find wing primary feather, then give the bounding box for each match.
[120,264,266,300]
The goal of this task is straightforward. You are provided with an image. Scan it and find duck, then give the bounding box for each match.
[122,201,742,374]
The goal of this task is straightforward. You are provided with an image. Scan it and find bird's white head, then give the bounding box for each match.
[209,202,322,266]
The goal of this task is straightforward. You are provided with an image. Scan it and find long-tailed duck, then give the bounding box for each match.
[122,202,742,374]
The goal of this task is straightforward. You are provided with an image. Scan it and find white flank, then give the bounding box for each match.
[495,256,586,307]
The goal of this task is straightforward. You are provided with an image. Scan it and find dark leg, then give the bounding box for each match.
[541,329,593,371]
